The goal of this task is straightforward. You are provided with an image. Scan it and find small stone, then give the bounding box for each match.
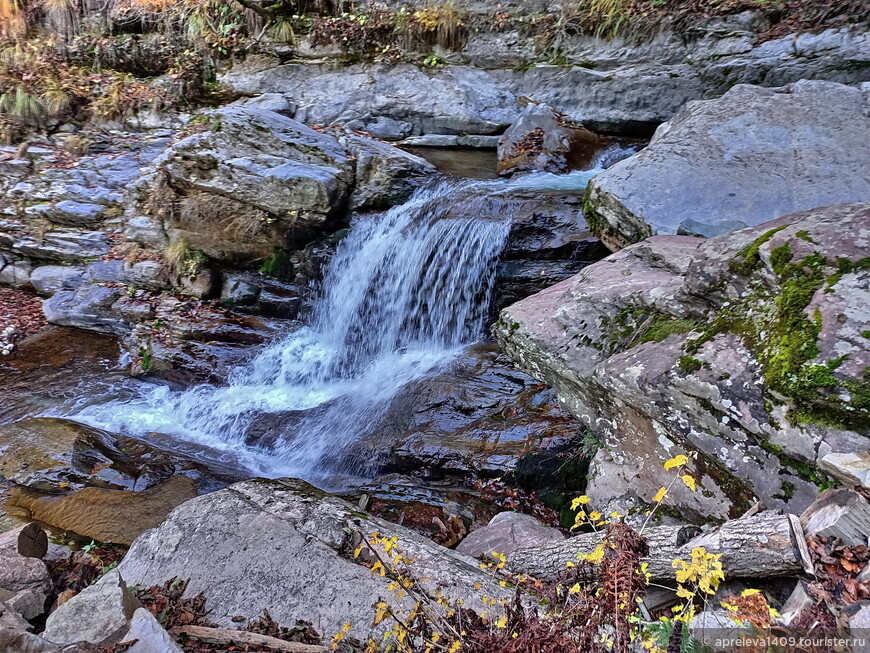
[819,452,870,489]
[456,511,564,559]
[0,523,49,559]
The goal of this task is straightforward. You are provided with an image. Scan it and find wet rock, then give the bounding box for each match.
[110,478,507,640]
[380,345,579,476]
[495,203,870,521]
[30,266,85,297]
[345,135,436,210]
[128,303,284,386]
[0,417,239,497]
[7,476,202,546]
[497,102,606,175]
[43,285,130,336]
[586,81,870,249]
[456,511,564,559]
[43,570,141,646]
[220,274,261,307]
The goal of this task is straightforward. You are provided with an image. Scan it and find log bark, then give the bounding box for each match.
[171,625,328,652]
[506,511,804,582]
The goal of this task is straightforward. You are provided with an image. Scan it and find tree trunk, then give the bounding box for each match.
[507,511,805,583]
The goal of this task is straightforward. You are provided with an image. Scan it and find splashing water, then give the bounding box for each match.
[73,154,630,485]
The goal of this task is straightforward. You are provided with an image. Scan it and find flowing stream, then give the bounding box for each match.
[72,164,621,486]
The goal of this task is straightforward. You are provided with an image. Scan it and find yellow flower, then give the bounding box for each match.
[681,475,697,491]
[495,615,508,628]
[571,495,591,509]
[664,454,688,470]
[652,487,668,503]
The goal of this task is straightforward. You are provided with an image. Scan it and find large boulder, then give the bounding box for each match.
[494,203,870,522]
[344,135,436,210]
[585,81,870,249]
[109,477,507,640]
[134,104,355,263]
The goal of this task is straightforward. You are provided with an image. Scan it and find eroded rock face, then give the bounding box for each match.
[585,81,870,249]
[494,203,870,522]
[110,478,507,640]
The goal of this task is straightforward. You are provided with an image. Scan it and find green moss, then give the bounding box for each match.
[729,225,789,276]
[688,233,870,431]
[795,230,814,243]
[258,249,291,278]
[757,437,837,490]
[678,355,704,374]
[639,316,699,345]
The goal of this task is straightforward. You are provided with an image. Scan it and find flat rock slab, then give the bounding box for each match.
[586,81,870,249]
[111,478,507,641]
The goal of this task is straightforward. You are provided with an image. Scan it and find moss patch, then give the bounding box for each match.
[689,233,870,431]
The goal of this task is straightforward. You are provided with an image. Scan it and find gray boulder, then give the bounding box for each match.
[345,135,436,210]
[585,81,870,249]
[110,477,507,640]
[141,104,354,263]
[43,285,130,336]
[43,570,141,646]
[495,203,870,521]
[456,512,564,559]
[28,201,106,227]
[0,259,32,288]
[221,63,519,138]
[30,266,85,297]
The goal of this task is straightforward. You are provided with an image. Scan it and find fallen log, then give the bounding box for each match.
[506,511,805,582]
[171,625,328,652]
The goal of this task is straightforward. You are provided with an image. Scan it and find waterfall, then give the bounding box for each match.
[74,157,629,486]
[74,178,514,483]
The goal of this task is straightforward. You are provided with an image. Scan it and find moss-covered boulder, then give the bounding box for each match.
[494,203,870,522]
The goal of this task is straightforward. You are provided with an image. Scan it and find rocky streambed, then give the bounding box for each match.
[0,13,868,651]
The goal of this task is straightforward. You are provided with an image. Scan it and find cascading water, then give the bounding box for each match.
[74,151,633,486]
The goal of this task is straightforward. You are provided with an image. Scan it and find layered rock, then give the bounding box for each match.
[494,203,870,522]
[585,81,870,249]
[107,477,507,639]
[221,20,870,138]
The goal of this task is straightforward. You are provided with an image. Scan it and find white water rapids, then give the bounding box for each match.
[73,159,629,485]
